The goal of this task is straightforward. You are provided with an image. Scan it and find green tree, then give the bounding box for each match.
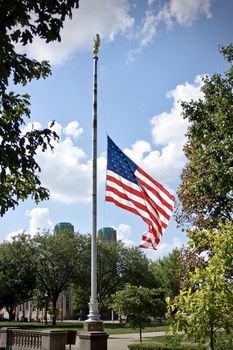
[167,222,233,350]
[176,43,233,230]
[31,288,50,324]
[120,246,159,289]
[150,249,181,298]
[31,230,82,325]
[0,234,36,320]
[71,234,91,319]
[72,236,159,318]
[97,240,123,313]
[111,284,166,342]
[99,242,158,308]
[176,246,205,289]
[0,0,79,215]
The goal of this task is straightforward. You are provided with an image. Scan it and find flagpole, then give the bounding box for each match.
[86,34,103,328]
[79,34,108,350]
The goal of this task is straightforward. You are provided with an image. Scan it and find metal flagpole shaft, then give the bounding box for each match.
[86,34,102,326]
[78,34,107,350]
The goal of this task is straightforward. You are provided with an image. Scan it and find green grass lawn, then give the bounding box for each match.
[105,324,168,335]
[0,320,168,335]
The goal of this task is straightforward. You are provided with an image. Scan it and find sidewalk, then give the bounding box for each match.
[108,332,166,350]
[74,331,166,350]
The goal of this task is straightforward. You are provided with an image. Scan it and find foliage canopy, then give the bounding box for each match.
[30,230,82,325]
[150,249,181,298]
[0,0,79,215]
[0,234,36,320]
[72,237,159,317]
[167,222,233,350]
[176,44,233,230]
[111,283,166,342]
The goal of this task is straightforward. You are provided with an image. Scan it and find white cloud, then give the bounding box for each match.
[38,137,91,204]
[50,121,63,139]
[97,152,108,188]
[19,0,134,64]
[36,122,106,204]
[142,142,186,186]
[5,229,24,242]
[21,121,42,135]
[13,0,212,64]
[148,236,183,260]
[148,0,155,6]
[123,139,184,187]
[165,0,212,27]
[116,223,134,247]
[63,121,84,140]
[13,0,213,65]
[124,140,151,164]
[127,10,159,62]
[119,77,203,186]
[151,76,203,146]
[26,207,54,236]
[148,77,203,183]
[129,0,212,60]
[5,208,54,241]
[139,10,158,48]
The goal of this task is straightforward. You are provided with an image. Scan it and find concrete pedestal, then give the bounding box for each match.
[83,321,104,332]
[41,330,67,350]
[79,331,108,350]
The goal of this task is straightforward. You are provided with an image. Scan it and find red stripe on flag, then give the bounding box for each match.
[105,195,156,231]
[106,175,167,231]
[137,167,175,202]
[106,174,168,230]
[105,182,163,236]
[136,168,175,213]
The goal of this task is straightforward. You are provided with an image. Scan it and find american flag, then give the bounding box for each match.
[105,136,175,250]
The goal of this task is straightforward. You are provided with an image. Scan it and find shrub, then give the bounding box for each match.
[215,332,233,350]
[128,342,207,350]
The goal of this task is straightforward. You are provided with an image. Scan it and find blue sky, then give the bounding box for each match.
[1,0,233,260]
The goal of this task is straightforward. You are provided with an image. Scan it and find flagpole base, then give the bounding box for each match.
[83,320,104,332]
[84,300,104,331]
[79,331,108,350]
[81,301,106,349]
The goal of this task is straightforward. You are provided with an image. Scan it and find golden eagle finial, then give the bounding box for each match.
[93,34,100,56]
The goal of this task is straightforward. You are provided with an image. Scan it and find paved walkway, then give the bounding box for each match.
[74,331,166,350]
[108,331,166,350]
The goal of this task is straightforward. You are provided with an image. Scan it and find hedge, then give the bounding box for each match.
[128,342,207,350]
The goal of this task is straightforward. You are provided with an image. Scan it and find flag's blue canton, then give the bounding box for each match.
[107,136,137,184]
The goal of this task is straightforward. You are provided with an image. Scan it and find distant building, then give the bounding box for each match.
[54,222,74,235]
[98,227,117,242]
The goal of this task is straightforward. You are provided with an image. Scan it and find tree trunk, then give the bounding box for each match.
[210,326,215,350]
[6,306,15,322]
[52,299,57,326]
[44,298,48,325]
[139,317,142,343]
